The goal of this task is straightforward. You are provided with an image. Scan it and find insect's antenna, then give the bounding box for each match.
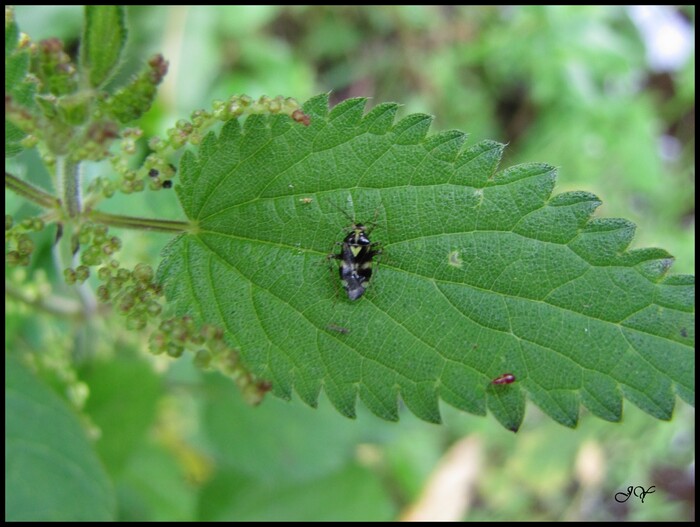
[328,199,356,226]
[344,193,355,217]
[369,206,382,232]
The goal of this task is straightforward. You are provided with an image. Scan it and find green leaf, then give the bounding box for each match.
[202,373,385,484]
[199,465,395,521]
[81,355,162,476]
[5,356,116,521]
[80,5,126,87]
[5,120,26,158]
[5,8,35,157]
[158,94,695,429]
[5,7,20,57]
[118,442,197,521]
[487,381,526,432]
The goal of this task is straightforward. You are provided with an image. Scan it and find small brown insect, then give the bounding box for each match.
[491,373,516,385]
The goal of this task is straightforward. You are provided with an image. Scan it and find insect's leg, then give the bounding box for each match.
[367,243,383,288]
[326,253,339,276]
[325,243,343,267]
[324,245,345,304]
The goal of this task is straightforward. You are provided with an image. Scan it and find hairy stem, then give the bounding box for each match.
[5,172,61,209]
[6,279,82,318]
[6,279,111,320]
[89,210,191,233]
[57,156,81,218]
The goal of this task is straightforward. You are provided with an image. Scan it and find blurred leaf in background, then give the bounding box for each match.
[8,5,694,521]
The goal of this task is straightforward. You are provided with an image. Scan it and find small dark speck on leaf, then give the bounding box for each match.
[327,323,350,334]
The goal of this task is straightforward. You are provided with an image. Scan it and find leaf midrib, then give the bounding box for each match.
[184,233,686,395]
[193,227,681,337]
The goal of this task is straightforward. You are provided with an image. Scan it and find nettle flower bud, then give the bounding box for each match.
[33,37,78,96]
[103,54,169,123]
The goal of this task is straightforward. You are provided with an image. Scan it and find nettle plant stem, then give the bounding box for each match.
[4,171,190,233]
[88,211,191,234]
[5,6,308,408]
[4,172,60,210]
[58,156,81,218]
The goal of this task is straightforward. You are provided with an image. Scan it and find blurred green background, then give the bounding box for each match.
[8,5,695,521]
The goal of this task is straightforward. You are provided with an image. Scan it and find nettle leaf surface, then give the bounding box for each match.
[5,11,35,157]
[158,95,695,430]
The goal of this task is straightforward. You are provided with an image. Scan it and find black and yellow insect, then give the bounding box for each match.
[329,218,381,301]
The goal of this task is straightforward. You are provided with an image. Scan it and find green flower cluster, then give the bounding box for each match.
[6,22,167,164]
[96,262,163,331]
[151,316,272,405]
[102,54,168,124]
[5,214,44,267]
[86,93,309,202]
